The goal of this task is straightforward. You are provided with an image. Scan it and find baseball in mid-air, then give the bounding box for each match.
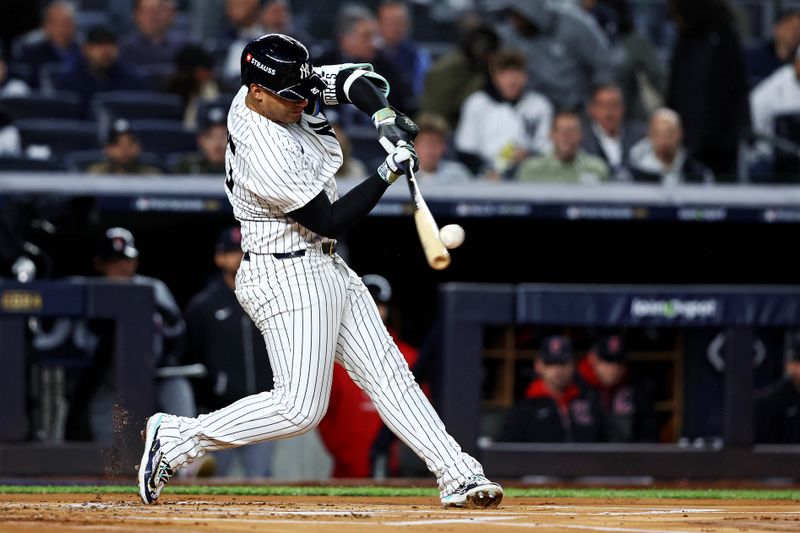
[439,224,465,249]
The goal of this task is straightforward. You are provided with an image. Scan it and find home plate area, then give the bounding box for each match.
[1,495,799,532]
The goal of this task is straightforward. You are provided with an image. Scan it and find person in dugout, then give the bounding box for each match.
[317,274,419,477]
[575,334,659,442]
[498,334,606,443]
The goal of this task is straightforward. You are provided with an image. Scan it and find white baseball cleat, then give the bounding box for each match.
[441,475,503,508]
[137,413,174,505]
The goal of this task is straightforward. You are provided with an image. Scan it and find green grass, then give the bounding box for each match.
[1,485,799,500]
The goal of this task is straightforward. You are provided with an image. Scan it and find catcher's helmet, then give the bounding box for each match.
[240,34,326,102]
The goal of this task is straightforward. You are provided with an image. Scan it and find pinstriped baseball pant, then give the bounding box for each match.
[159,249,483,495]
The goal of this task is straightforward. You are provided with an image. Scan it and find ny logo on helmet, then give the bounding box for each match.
[300,63,310,79]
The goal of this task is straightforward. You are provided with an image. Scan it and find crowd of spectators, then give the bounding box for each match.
[0,0,798,182]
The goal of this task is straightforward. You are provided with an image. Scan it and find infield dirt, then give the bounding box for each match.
[1,494,800,532]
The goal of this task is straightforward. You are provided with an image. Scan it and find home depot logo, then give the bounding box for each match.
[630,298,718,320]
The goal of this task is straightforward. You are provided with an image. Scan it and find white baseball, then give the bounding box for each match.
[439,224,465,249]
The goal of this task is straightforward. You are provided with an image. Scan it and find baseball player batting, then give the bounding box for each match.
[137,34,502,508]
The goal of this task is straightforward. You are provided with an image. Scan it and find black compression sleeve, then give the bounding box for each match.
[335,72,390,117]
[287,174,389,238]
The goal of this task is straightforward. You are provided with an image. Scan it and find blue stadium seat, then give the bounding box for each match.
[91,91,184,124]
[128,120,197,157]
[347,126,385,169]
[16,119,100,158]
[75,10,110,27]
[0,156,67,171]
[0,92,82,120]
[134,64,176,91]
[38,63,68,94]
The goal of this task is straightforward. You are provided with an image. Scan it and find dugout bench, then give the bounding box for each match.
[439,283,800,479]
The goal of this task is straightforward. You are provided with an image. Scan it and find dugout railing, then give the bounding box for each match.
[0,280,155,476]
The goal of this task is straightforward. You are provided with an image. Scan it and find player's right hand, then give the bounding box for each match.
[378,143,419,184]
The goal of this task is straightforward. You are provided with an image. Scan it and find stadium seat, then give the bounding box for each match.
[0,156,67,171]
[16,119,100,158]
[347,126,385,169]
[128,120,197,157]
[38,63,68,94]
[73,10,111,34]
[64,149,165,172]
[0,92,82,121]
[91,91,184,126]
[134,65,176,91]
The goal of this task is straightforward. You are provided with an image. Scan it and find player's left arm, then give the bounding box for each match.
[315,64,419,150]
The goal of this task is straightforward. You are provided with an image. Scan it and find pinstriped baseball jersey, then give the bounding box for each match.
[139,36,502,508]
[224,82,341,254]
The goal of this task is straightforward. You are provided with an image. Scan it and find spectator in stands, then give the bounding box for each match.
[582,85,646,181]
[317,4,413,115]
[221,0,267,83]
[62,227,193,443]
[164,44,221,127]
[498,334,605,442]
[0,108,20,156]
[745,8,800,89]
[184,226,275,477]
[377,1,430,99]
[667,0,749,180]
[495,0,613,112]
[87,119,161,175]
[172,106,227,175]
[516,111,609,183]
[259,0,312,45]
[628,108,714,185]
[120,0,187,76]
[749,47,800,164]
[454,49,553,178]
[614,2,665,120]
[755,335,800,444]
[414,112,472,183]
[58,25,145,117]
[14,1,79,89]
[420,18,499,129]
[576,334,659,442]
[318,274,419,477]
[332,122,368,179]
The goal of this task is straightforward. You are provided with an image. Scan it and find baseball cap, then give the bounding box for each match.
[362,274,392,304]
[215,226,242,253]
[199,106,228,132]
[107,118,138,145]
[86,25,118,45]
[96,227,139,260]
[539,334,573,364]
[594,334,626,364]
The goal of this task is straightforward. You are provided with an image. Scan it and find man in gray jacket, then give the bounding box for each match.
[495,0,613,112]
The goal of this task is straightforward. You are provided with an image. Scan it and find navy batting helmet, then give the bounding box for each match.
[240,34,326,102]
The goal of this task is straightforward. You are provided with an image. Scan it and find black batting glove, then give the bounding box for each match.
[372,107,420,154]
